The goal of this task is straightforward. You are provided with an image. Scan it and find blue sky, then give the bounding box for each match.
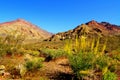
[0,0,120,33]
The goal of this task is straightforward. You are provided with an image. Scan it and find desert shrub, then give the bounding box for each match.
[102,71,117,80]
[96,55,110,70]
[25,50,40,56]
[68,51,117,79]
[41,48,67,59]
[1,45,25,56]
[0,31,25,57]
[69,52,95,79]
[32,51,40,56]
[0,44,16,56]
[16,48,26,55]
[51,49,67,59]
[0,44,6,56]
[66,35,118,79]
[25,57,44,71]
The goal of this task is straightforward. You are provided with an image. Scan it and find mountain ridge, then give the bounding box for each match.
[47,20,120,41]
[0,19,52,41]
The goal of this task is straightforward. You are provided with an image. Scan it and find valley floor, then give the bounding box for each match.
[0,55,120,80]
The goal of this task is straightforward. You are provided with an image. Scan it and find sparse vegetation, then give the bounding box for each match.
[0,31,25,57]
[0,21,120,80]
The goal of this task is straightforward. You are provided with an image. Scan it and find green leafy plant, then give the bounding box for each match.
[69,52,95,79]
[96,55,110,70]
[102,71,117,80]
[25,57,44,71]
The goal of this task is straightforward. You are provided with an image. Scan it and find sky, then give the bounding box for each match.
[0,0,120,33]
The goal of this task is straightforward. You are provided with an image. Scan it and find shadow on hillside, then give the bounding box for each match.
[51,72,79,80]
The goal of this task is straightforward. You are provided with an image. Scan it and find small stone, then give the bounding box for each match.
[0,65,5,75]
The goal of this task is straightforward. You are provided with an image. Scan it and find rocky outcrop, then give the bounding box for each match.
[47,20,120,41]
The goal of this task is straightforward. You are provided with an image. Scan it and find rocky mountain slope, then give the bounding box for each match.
[0,19,52,41]
[48,20,120,41]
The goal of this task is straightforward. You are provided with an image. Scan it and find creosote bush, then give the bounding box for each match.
[25,57,44,71]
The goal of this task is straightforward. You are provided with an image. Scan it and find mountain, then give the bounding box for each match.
[48,20,120,41]
[0,19,52,41]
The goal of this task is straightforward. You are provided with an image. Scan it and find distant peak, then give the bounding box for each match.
[15,18,28,23]
[86,20,98,24]
[90,20,97,22]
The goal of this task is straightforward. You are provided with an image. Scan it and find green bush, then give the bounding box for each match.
[64,35,120,80]
[0,44,15,56]
[96,55,110,70]
[69,52,95,79]
[50,49,67,59]
[102,71,117,80]
[25,57,44,71]
[41,48,67,59]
